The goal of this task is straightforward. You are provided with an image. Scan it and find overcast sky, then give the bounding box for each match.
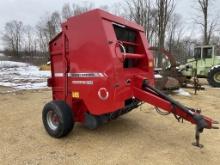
[0,0,219,50]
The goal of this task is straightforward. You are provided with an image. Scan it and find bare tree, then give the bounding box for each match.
[61,2,94,20]
[167,13,184,51]
[109,2,124,16]
[2,20,24,56]
[156,0,175,67]
[36,12,61,55]
[194,0,217,45]
[72,2,94,16]
[23,25,36,56]
[36,21,50,55]
[125,0,157,44]
[62,3,73,20]
[211,35,220,45]
[50,11,62,36]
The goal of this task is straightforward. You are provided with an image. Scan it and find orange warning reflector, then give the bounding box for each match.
[72,92,80,98]
[149,61,153,67]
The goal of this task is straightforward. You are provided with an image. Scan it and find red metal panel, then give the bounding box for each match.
[58,10,152,116]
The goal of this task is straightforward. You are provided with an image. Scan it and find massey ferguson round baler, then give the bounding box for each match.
[42,9,218,147]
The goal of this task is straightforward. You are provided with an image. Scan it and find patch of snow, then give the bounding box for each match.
[15,82,48,90]
[154,74,163,79]
[0,61,28,68]
[0,61,50,90]
[173,88,191,97]
[0,53,5,57]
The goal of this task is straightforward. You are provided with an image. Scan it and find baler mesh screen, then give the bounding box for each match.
[113,25,137,54]
[113,25,137,42]
[113,24,139,68]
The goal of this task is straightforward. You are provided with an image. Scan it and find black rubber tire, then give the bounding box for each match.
[207,66,220,87]
[42,101,74,138]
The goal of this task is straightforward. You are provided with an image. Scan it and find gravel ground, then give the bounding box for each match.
[0,86,220,165]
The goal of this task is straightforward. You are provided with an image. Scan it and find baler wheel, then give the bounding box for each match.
[42,101,74,138]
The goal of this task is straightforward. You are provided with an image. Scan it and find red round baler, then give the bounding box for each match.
[42,9,218,147]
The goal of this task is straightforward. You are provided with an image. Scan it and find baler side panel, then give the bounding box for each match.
[63,12,125,115]
[61,11,155,116]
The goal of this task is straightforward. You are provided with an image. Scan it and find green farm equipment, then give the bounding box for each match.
[182,45,220,87]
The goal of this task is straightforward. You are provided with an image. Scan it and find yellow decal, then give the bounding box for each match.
[72,92,80,98]
[149,61,153,67]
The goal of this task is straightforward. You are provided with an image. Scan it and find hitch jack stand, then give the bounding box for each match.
[192,126,203,148]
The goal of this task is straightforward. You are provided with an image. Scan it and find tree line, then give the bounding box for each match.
[1,0,220,66]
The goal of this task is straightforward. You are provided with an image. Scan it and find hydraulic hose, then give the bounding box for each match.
[142,81,209,133]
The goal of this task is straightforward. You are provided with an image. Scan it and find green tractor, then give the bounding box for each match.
[182,45,220,87]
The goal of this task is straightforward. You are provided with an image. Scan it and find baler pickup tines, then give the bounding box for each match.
[133,77,219,147]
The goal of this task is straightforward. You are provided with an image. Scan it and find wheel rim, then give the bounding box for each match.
[47,110,60,130]
[214,72,220,83]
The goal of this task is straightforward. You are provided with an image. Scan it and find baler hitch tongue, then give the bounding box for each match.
[139,80,219,148]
